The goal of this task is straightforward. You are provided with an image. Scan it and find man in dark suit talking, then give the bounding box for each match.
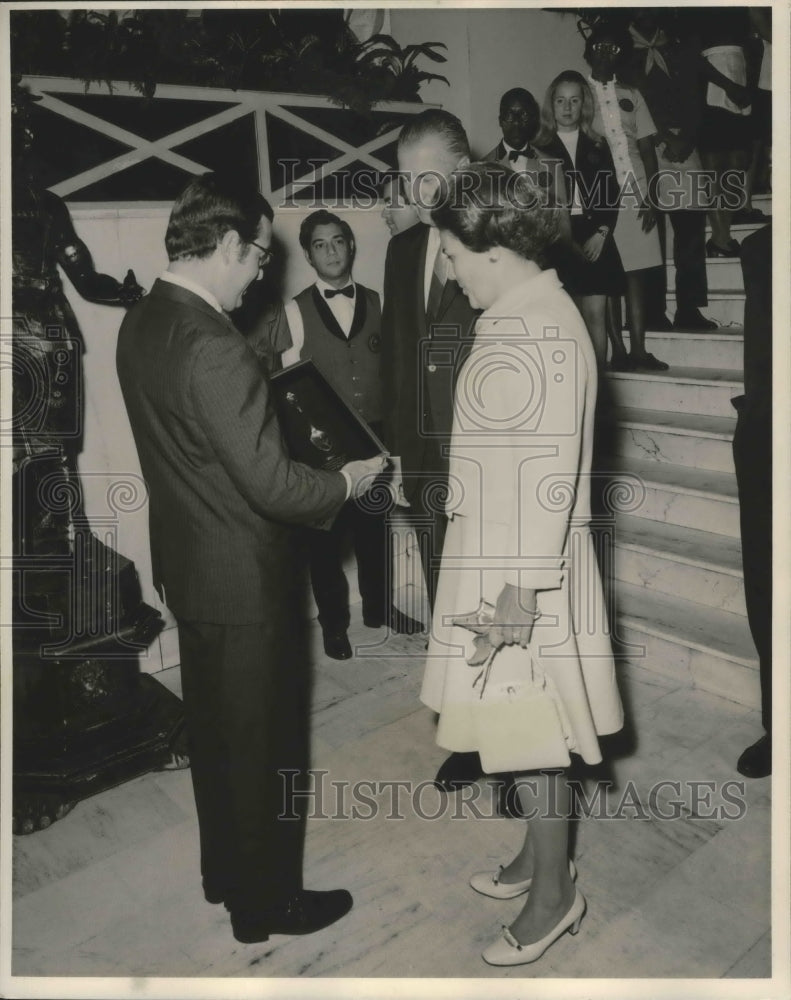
[117,173,384,944]
[381,110,484,792]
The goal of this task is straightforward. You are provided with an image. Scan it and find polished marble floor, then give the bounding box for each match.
[10,608,776,985]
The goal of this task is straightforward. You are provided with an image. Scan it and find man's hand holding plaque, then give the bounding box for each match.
[342,454,388,500]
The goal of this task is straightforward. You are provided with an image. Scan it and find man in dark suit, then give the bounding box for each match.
[381,110,483,792]
[734,223,772,778]
[117,173,384,944]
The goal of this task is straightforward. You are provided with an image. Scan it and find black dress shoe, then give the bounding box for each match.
[364,605,425,634]
[433,751,482,792]
[673,309,719,331]
[630,352,669,371]
[323,631,352,660]
[230,888,353,944]
[706,237,741,258]
[203,879,226,905]
[736,733,771,778]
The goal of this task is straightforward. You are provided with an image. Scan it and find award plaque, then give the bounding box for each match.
[269,359,387,472]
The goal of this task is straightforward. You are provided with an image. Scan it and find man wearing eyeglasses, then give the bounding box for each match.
[273,209,423,660]
[117,174,384,945]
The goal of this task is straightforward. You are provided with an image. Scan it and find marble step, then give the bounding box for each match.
[604,366,743,418]
[598,454,740,538]
[623,328,743,371]
[602,406,737,473]
[612,581,759,709]
[611,514,746,617]
[666,291,745,327]
[666,218,770,256]
[667,256,743,292]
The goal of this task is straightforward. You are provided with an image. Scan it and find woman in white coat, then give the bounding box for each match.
[424,163,624,966]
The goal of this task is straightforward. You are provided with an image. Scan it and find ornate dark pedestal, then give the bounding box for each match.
[13,453,187,834]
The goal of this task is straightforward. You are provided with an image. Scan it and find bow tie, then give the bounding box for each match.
[508,146,534,161]
[324,285,354,299]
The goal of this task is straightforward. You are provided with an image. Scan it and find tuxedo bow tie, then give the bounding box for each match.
[508,146,534,161]
[324,285,354,299]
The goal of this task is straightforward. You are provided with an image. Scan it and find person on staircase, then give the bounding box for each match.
[685,7,755,258]
[274,210,424,660]
[733,223,772,780]
[583,23,669,372]
[624,10,718,332]
[534,70,625,371]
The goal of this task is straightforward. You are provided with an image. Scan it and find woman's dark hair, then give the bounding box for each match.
[165,172,273,262]
[298,209,355,253]
[431,161,561,268]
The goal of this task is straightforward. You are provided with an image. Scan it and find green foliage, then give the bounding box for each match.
[10,8,449,112]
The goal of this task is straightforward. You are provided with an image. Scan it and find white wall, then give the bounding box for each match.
[391,6,587,157]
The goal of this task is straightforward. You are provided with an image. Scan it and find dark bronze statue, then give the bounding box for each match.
[11,83,186,835]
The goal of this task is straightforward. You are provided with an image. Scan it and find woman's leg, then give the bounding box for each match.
[701,148,729,248]
[625,270,647,358]
[577,294,608,371]
[507,770,576,944]
[606,295,629,367]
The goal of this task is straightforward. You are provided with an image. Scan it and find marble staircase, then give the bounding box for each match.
[600,194,771,708]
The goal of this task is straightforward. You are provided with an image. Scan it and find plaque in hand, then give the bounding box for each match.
[269,359,387,472]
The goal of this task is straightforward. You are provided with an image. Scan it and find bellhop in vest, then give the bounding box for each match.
[281,211,422,660]
[286,282,383,425]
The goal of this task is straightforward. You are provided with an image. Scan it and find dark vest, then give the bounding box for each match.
[293,283,383,424]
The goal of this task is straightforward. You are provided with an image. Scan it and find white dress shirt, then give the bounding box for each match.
[316,277,356,336]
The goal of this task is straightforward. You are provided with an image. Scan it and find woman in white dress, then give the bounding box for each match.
[424,162,624,966]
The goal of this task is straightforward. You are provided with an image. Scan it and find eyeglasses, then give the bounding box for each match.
[590,41,622,55]
[250,240,274,269]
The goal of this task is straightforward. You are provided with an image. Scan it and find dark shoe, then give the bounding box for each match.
[630,352,669,372]
[673,309,718,331]
[434,751,482,792]
[608,353,635,373]
[323,631,352,660]
[736,733,771,778]
[706,238,740,258]
[230,888,353,944]
[364,605,425,634]
[646,314,674,332]
[203,879,226,905]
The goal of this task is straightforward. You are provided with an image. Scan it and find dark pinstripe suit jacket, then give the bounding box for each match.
[116,279,346,624]
[380,223,479,504]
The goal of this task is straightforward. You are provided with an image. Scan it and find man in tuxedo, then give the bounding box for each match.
[486,88,570,242]
[274,209,422,660]
[485,87,542,170]
[382,110,484,793]
[117,173,383,944]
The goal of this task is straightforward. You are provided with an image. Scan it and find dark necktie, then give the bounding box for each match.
[508,145,534,161]
[426,245,447,321]
[324,285,354,299]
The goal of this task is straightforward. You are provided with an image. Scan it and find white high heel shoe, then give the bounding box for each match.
[470,858,577,900]
[481,889,586,966]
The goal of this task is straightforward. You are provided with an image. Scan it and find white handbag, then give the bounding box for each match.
[471,645,572,774]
